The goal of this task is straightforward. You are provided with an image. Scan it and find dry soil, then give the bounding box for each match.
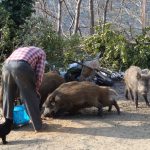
[0,81,150,150]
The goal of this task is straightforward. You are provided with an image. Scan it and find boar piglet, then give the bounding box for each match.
[124,66,150,108]
[42,81,120,117]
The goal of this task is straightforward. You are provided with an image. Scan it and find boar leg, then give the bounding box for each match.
[97,103,103,116]
[125,87,134,101]
[129,88,134,101]
[134,91,138,109]
[142,94,150,107]
[108,100,120,115]
[108,104,112,112]
[125,87,129,100]
[2,136,7,144]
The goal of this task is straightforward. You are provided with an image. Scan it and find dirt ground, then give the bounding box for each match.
[1,81,150,150]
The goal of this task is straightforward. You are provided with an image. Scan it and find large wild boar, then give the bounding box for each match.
[39,71,65,109]
[42,81,120,117]
[124,66,150,108]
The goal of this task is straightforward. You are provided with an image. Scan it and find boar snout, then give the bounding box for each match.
[43,107,52,117]
[43,100,58,117]
[43,106,57,117]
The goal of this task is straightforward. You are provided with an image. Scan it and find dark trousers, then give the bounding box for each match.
[2,60,42,131]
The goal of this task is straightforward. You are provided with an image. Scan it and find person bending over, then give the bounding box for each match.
[1,46,46,132]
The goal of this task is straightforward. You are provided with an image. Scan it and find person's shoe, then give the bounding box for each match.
[34,123,47,133]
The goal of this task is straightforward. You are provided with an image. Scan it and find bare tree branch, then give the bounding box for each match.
[63,0,75,35]
[103,0,110,31]
[57,0,64,35]
[73,0,82,35]
[89,0,95,35]
[141,0,146,33]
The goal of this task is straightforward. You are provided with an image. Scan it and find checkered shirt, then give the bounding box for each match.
[6,46,46,91]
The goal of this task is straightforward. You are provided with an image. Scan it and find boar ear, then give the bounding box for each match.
[42,101,47,107]
[141,69,149,74]
[43,93,53,107]
[43,98,51,107]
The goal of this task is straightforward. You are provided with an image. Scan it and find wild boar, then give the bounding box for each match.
[124,65,150,108]
[39,71,65,109]
[42,81,120,117]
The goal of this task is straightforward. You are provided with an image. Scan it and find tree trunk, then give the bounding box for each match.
[57,0,63,35]
[63,0,75,35]
[141,0,146,33]
[103,0,110,32]
[89,0,94,35]
[73,0,82,35]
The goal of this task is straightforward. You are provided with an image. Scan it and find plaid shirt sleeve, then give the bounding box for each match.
[35,52,46,91]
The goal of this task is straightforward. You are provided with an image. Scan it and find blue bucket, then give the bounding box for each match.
[13,105,30,126]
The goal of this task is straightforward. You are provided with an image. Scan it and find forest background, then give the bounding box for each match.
[0,0,150,71]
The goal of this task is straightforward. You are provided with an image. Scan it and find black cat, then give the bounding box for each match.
[0,118,13,144]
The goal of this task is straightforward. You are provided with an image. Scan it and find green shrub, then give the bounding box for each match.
[1,0,35,27]
[63,34,84,67]
[0,5,16,62]
[82,23,128,70]
[128,27,150,69]
[0,0,35,62]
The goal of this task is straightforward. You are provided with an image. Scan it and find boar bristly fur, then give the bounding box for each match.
[39,71,65,109]
[43,81,120,117]
[124,66,150,108]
